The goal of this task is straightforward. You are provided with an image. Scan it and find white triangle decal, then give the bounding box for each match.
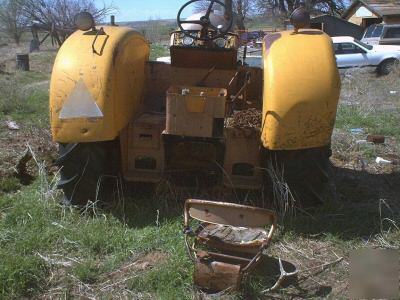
[59,79,104,119]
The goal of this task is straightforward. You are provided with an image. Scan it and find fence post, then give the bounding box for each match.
[16,54,30,71]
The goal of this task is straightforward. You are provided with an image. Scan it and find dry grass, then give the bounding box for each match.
[340,67,400,111]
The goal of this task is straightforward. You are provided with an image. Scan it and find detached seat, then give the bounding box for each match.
[184,199,277,292]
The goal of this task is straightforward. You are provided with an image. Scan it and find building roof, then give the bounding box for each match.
[311,14,363,28]
[343,0,400,18]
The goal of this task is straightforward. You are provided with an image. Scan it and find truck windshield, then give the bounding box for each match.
[364,25,383,38]
[354,39,373,50]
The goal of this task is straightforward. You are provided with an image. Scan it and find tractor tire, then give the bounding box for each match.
[377,59,399,76]
[264,147,335,208]
[56,141,119,205]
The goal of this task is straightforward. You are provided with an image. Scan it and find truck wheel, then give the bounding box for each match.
[264,147,335,208]
[377,59,398,75]
[56,141,119,205]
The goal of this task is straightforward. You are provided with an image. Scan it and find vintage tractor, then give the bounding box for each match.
[50,1,341,206]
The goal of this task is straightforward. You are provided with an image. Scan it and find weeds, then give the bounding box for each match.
[0,151,192,298]
[0,77,21,115]
[0,75,49,127]
[0,176,20,193]
[266,161,296,221]
[336,105,400,140]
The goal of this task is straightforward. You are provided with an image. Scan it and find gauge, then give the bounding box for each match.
[182,36,194,46]
[215,38,226,48]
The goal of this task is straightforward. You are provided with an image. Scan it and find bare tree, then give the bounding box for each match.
[234,0,255,30]
[256,0,347,17]
[0,0,28,44]
[194,0,256,30]
[16,0,115,46]
[141,17,174,43]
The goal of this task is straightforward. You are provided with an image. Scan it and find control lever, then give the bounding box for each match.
[229,71,251,103]
[196,65,216,87]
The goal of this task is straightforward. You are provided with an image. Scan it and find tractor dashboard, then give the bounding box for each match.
[170,31,238,50]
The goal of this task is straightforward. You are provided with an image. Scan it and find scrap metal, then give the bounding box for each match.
[226,108,262,129]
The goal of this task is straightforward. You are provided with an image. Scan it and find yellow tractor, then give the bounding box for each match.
[50,1,340,206]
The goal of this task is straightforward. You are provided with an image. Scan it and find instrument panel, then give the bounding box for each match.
[171,31,238,50]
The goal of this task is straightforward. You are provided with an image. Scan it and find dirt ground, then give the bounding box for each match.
[40,250,169,299]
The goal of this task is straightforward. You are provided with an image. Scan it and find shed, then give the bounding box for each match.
[311,14,364,39]
[343,0,400,28]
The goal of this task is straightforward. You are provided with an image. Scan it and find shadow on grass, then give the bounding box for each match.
[242,256,334,298]
[283,166,400,241]
[103,179,275,229]
[63,164,399,299]
[101,164,400,242]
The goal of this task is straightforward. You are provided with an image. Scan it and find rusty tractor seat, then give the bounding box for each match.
[197,223,269,254]
[183,199,277,292]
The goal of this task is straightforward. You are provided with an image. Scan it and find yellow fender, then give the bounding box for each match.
[261,30,341,150]
[50,26,150,143]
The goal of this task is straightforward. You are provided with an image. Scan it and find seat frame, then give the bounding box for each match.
[183,199,277,291]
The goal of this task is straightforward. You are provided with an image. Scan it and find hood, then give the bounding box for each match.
[372,44,400,52]
[361,38,379,45]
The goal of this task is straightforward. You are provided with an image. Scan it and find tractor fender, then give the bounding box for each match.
[50,26,150,143]
[261,30,341,150]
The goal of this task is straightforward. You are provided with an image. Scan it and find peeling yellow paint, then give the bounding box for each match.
[50,26,150,143]
[261,29,341,150]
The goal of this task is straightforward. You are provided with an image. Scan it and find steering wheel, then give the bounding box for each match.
[177,0,234,41]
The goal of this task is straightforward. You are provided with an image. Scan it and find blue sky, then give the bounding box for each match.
[97,0,190,22]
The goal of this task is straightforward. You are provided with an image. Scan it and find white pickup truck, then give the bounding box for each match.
[332,36,400,75]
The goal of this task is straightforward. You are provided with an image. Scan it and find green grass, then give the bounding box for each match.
[245,16,284,31]
[1,174,398,298]
[336,105,400,141]
[0,73,49,127]
[0,181,193,299]
[0,176,21,194]
[149,43,170,61]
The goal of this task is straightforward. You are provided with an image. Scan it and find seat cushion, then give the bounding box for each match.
[198,223,267,247]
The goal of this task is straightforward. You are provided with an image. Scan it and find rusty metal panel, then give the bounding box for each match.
[186,199,277,228]
[223,127,262,189]
[170,47,237,69]
[144,62,263,112]
[194,259,242,291]
[166,86,226,138]
[123,113,165,183]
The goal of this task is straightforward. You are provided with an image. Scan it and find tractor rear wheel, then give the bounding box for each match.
[264,147,335,208]
[56,141,119,205]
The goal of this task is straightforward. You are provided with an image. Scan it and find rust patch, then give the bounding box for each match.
[112,46,119,67]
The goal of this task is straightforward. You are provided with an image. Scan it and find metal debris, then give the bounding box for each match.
[376,157,392,164]
[350,128,363,134]
[367,135,385,144]
[6,121,20,130]
[226,108,262,129]
[14,147,34,185]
